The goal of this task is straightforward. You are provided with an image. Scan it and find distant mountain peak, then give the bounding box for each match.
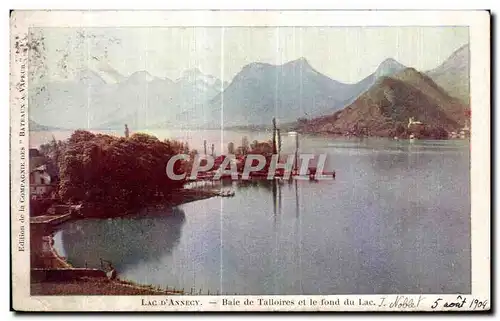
[430,43,469,71]
[127,70,156,82]
[180,67,214,80]
[380,57,399,64]
[96,62,125,83]
[428,43,469,74]
[182,67,203,77]
[242,61,272,71]
[286,57,311,67]
[178,68,222,89]
[454,43,469,53]
[236,58,316,81]
[75,69,106,85]
[447,43,469,62]
[395,67,420,76]
[425,43,469,104]
[131,70,153,77]
[375,58,406,78]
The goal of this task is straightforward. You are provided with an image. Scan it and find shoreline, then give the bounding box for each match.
[31,188,217,295]
[296,131,470,141]
[31,226,185,296]
[79,188,217,219]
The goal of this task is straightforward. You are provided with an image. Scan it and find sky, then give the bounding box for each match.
[31,26,468,84]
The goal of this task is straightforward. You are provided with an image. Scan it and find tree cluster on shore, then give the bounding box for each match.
[229,136,274,157]
[34,131,280,217]
[40,130,193,216]
[222,137,276,172]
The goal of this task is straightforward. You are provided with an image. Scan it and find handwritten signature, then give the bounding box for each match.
[378,295,424,309]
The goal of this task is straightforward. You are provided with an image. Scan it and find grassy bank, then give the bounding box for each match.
[31,278,184,295]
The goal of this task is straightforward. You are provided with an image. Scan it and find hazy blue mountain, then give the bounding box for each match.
[167,68,227,127]
[374,58,407,78]
[426,44,469,104]
[30,69,112,130]
[353,58,407,89]
[95,61,126,83]
[30,67,225,130]
[209,57,406,127]
[29,119,59,131]
[98,72,178,129]
[29,57,410,130]
[75,69,107,87]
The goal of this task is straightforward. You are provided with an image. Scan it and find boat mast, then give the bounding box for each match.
[294,133,299,172]
[272,117,278,155]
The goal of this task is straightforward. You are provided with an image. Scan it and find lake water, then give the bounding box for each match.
[38,130,471,294]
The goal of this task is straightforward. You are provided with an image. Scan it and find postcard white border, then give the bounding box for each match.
[10,10,490,311]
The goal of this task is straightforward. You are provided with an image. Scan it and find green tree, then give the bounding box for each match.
[250,141,273,156]
[58,130,187,216]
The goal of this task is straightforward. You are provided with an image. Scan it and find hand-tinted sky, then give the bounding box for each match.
[33,26,468,84]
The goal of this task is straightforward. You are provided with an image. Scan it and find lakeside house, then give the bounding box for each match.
[30,164,55,196]
[459,122,470,139]
[29,148,58,197]
[449,122,470,139]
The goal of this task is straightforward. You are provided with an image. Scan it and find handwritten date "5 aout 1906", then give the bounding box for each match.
[431,296,488,310]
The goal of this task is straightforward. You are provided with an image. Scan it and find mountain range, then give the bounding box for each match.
[30,67,227,130]
[296,45,470,138]
[209,57,407,127]
[298,68,468,137]
[29,44,469,134]
[427,44,469,104]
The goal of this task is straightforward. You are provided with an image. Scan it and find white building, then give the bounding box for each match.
[30,164,55,196]
[408,117,423,128]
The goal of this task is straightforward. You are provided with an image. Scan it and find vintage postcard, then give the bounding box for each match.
[10,10,490,312]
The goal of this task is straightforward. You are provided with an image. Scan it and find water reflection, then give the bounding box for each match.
[221,178,299,221]
[52,137,470,295]
[57,207,186,272]
[369,151,415,171]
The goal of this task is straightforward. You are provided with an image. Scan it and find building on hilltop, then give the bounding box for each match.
[407,117,423,129]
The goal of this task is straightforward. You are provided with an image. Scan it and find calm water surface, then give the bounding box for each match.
[44,130,470,294]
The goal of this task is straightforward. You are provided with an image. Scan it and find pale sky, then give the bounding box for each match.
[32,26,468,84]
